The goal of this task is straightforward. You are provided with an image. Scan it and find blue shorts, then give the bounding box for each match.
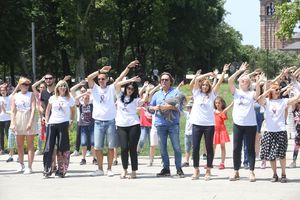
[93,119,117,150]
[81,125,94,146]
[184,134,192,152]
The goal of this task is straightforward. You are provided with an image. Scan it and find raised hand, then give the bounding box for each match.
[223,63,230,72]
[131,76,141,82]
[127,60,140,68]
[239,62,248,72]
[100,65,112,73]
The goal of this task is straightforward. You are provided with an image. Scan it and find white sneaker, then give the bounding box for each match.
[17,164,25,173]
[35,150,43,156]
[23,168,32,175]
[90,169,104,176]
[106,170,114,177]
[86,151,91,157]
[71,150,80,157]
[289,161,296,168]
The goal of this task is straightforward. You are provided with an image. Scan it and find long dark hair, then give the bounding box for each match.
[121,82,139,104]
[214,96,227,110]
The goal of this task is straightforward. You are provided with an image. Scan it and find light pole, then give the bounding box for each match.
[31,22,36,82]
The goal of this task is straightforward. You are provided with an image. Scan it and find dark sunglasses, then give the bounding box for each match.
[127,87,134,91]
[22,83,30,86]
[45,77,53,80]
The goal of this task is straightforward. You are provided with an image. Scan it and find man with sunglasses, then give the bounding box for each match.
[87,60,139,177]
[149,72,185,178]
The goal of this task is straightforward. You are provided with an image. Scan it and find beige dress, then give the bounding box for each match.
[14,91,35,135]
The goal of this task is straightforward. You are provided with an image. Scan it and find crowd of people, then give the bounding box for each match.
[0,61,300,182]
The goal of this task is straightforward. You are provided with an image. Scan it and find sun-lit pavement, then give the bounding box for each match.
[0,136,299,200]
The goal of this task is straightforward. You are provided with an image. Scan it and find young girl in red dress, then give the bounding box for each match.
[213,96,233,169]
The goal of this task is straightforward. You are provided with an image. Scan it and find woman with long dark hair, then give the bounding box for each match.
[115,76,144,179]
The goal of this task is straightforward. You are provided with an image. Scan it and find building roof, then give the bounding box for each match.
[282,41,300,50]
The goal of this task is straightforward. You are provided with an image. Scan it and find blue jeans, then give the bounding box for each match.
[156,125,182,170]
[81,125,94,146]
[94,119,117,150]
[137,126,151,149]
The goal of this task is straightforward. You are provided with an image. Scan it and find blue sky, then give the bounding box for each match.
[224,0,260,48]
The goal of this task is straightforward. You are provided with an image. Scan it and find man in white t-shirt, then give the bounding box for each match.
[87,60,139,177]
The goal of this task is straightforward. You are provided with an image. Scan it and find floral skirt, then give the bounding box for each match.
[260,131,288,161]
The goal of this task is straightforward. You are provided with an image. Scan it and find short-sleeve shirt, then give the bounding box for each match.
[116,95,140,127]
[48,96,75,124]
[190,89,216,126]
[232,89,257,126]
[184,111,192,135]
[40,89,53,115]
[91,84,116,121]
[264,98,288,132]
[15,92,32,112]
[0,95,12,121]
[150,87,181,126]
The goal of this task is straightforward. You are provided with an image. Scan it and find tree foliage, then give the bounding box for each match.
[275,0,300,39]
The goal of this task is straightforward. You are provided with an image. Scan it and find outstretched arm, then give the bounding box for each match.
[114,60,139,86]
[70,80,87,97]
[213,63,230,94]
[189,69,202,90]
[228,62,248,94]
[115,76,141,95]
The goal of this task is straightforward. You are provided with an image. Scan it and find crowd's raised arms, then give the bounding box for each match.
[0,63,299,183]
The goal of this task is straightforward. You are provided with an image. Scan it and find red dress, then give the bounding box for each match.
[213,111,230,144]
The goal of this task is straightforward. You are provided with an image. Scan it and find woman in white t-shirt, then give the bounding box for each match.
[190,64,230,180]
[258,82,300,183]
[43,80,75,178]
[228,62,259,182]
[115,76,144,179]
[10,77,36,174]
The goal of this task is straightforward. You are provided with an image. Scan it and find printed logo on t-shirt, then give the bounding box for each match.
[271,105,277,117]
[200,95,209,106]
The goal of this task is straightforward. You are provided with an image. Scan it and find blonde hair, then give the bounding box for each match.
[199,79,212,94]
[54,80,70,98]
[18,76,31,85]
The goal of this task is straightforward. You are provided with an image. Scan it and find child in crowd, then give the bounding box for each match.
[213,96,233,169]
[181,100,193,167]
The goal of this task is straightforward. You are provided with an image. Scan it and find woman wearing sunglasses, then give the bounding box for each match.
[115,76,145,179]
[43,80,75,178]
[10,77,36,174]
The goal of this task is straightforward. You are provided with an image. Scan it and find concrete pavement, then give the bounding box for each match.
[0,137,299,200]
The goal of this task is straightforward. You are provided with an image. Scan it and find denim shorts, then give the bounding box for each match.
[94,119,117,150]
[81,125,94,146]
[184,134,192,152]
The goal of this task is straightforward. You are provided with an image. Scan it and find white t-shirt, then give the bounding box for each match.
[15,92,32,112]
[91,84,116,121]
[184,111,192,135]
[116,95,140,127]
[190,89,216,126]
[0,95,11,121]
[48,96,75,124]
[232,89,257,126]
[264,98,288,132]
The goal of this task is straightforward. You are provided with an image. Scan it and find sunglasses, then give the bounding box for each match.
[98,78,106,81]
[45,77,53,80]
[22,83,30,86]
[127,87,134,91]
[161,79,170,82]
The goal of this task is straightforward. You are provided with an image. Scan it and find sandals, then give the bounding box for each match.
[271,174,278,182]
[120,170,128,179]
[249,172,256,182]
[191,169,200,180]
[229,172,240,181]
[281,174,287,183]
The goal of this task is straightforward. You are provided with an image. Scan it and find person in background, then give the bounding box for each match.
[181,100,193,168]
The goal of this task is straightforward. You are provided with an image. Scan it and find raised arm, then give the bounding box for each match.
[115,76,141,95]
[32,77,45,96]
[114,60,139,86]
[87,65,112,88]
[223,102,234,114]
[70,80,86,97]
[193,72,215,90]
[139,81,149,97]
[255,72,266,100]
[228,62,248,94]
[176,80,184,91]
[287,93,300,106]
[213,63,230,94]
[189,69,202,90]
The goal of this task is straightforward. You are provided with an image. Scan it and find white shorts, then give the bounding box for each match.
[150,125,158,146]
